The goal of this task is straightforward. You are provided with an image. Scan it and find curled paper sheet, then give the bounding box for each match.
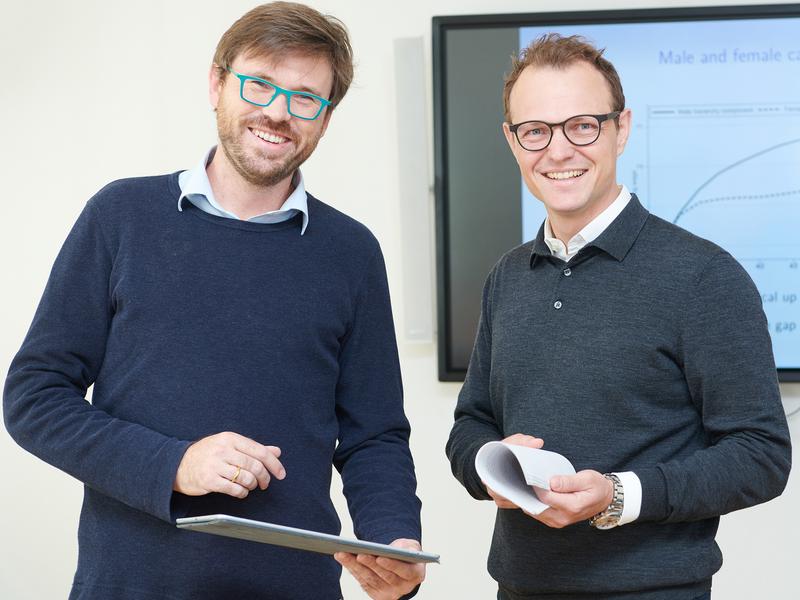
[475,442,576,515]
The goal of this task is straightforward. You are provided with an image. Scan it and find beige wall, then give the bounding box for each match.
[1,1,798,598]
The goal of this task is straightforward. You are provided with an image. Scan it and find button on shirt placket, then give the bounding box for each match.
[551,261,573,311]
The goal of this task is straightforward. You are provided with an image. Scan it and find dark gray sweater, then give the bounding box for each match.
[446,195,791,599]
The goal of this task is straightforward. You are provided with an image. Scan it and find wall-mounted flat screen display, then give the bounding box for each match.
[433,4,800,382]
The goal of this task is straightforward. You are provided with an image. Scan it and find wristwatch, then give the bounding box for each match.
[589,473,624,530]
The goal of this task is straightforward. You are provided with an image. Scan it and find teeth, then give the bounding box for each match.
[252,129,287,144]
[545,170,585,180]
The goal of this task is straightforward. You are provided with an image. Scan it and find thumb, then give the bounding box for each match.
[504,433,544,449]
[549,474,581,492]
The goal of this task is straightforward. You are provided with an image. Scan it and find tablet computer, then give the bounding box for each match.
[176,514,439,564]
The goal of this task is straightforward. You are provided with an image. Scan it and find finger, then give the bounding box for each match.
[490,496,518,509]
[336,553,373,592]
[235,439,286,480]
[259,448,286,480]
[533,486,556,504]
[530,507,555,525]
[374,556,423,581]
[485,484,518,509]
[532,506,574,529]
[340,553,387,590]
[356,554,408,586]
[213,475,249,499]
[389,539,421,551]
[503,433,544,449]
[226,463,258,491]
[492,497,518,509]
[354,574,385,600]
[533,487,583,513]
[334,551,355,566]
[229,453,270,490]
[549,471,594,493]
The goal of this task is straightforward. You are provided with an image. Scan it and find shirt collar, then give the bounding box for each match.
[578,185,632,245]
[531,186,648,267]
[177,146,309,234]
[542,185,631,260]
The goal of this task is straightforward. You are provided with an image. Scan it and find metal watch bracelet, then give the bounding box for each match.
[589,473,624,530]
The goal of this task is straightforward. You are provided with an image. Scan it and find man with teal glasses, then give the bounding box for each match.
[3,3,424,599]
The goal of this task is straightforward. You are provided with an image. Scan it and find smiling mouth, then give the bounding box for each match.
[544,170,587,180]
[250,127,289,144]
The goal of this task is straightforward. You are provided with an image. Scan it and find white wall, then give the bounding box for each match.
[1,1,797,598]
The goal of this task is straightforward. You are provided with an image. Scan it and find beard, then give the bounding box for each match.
[215,99,322,189]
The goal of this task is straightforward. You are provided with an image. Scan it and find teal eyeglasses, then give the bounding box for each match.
[228,68,331,121]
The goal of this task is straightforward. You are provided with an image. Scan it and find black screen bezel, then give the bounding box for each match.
[432,3,800,382]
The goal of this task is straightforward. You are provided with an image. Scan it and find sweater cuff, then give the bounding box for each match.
[466,441,498,501]
[362,523,422,547]
[400,584,421,599]
[634,466,669,522]
[156,439,193,523]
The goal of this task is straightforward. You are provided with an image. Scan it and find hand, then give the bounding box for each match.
[335,538,426,600]
[173,431,285,498]
[531,470,613,528]
[483,433,544,510]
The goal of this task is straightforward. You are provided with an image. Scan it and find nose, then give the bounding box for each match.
[546,125,575,160]
[261,91,292,121]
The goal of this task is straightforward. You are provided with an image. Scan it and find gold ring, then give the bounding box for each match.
[231,465,242,484]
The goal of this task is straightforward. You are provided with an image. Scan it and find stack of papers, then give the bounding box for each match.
[475,441,576,515]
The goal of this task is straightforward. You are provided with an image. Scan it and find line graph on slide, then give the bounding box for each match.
[672,138,800,227]
[644,103,800,261]
[676,188,800,226]
[641,102,800,365]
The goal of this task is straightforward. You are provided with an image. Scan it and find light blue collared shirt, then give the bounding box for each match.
[178,146,309,234]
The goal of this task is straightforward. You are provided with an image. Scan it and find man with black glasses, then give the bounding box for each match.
[4,3,424,599]
[447,33,790,600]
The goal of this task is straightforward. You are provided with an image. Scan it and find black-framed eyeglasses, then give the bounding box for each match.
[508,111,621,151]
[227,68,332,121]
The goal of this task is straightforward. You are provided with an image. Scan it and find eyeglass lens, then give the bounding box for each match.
[241,79,323,119]
[515,115,603,150]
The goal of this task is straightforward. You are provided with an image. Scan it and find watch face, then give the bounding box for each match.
[592,514,619,529]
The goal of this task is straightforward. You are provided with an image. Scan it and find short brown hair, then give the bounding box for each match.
[502,33,625,122]
[213,2,354,107]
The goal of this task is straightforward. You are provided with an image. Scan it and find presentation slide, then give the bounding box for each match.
[519,19,800,368]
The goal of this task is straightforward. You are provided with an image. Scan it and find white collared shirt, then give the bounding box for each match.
[177,146,309,234]
[544,185,632,262]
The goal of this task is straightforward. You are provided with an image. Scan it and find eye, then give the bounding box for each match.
[564,117,600,141]
[518,123,548,138]
[292,93,321,107]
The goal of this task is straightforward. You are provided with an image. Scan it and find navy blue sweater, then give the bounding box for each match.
[447,196,791,599]
[4,173,421,600]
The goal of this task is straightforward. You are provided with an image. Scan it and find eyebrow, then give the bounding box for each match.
[245,70,326,98]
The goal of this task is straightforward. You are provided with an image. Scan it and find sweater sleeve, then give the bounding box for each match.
[332,246,422,547]
[446,270,505,501]
[3,199,191,523]
[635,251,792,523]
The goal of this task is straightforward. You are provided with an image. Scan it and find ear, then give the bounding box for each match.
[502,121,518,155]
[615,108,632,157]
[209,64,225,110]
